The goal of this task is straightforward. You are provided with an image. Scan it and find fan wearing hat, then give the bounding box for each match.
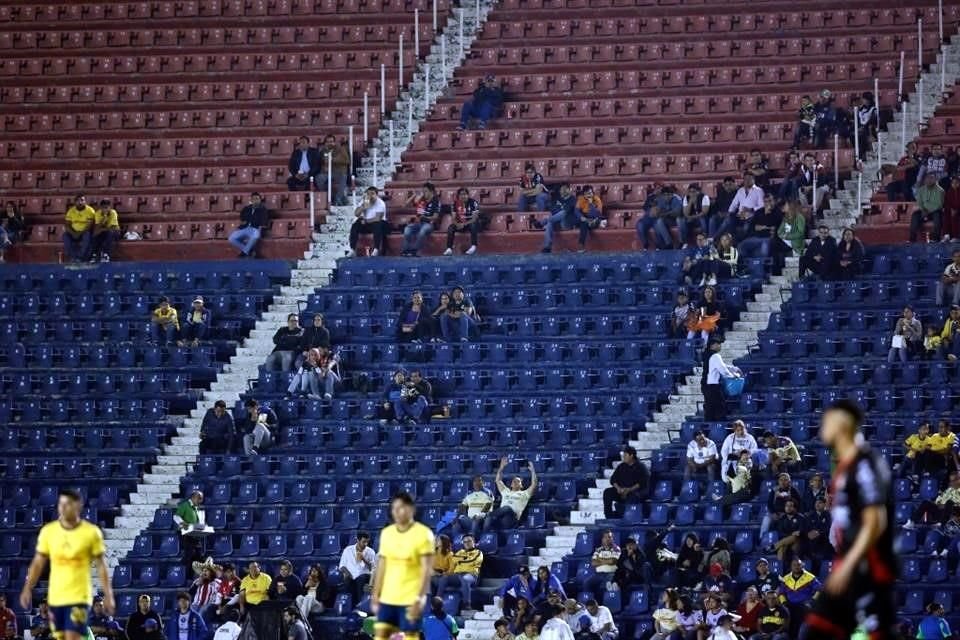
[179,297,212,347]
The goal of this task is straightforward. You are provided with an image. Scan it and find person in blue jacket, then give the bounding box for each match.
[422,597,460,640]
[917,602,951,639]
[497,566,534,619]
[166,592,207,640]
[530,566,566,607]
[459,75,504,130]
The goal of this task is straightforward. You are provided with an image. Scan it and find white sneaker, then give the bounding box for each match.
[599,219,608,229]
[345,249,356,257]
[443,248,453,256]
[943,235,952,243]
[371,248,379,256]
[707,275,718,286]
[465,245,477,255]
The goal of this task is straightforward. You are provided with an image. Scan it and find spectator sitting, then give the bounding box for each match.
[485,457,538,531]
[189,565,222,626]
[791,95,817,148]
[337,531,376,605]
[712,173,764,242]
[795,154,830,214]
[682,232,720,287]
[574,185,606,252]
[455,475,494,536]
[707,178,738,235]
[835,228,864,280]
[516,621,540,640]
[583,599,618,640]
[799,225,837,280]
[239,398,278,455]
[701,563,736,610]
[674,595,703,640]
[601,445,649,518]
[150,296,179,346]
[719,420,758,476]
[685,430,719,481]
[747,149,770,190]
[756,431,801,476]
[709,614,740,640]
[532,182,576,254]
[760,472,803,536]
[649,589,680,640]
[638,184,682,250]
[0,201,26,262]
[63,194,96,263]
[777,559,821,638]
[671,290,696,339]
[749,557,780,597]
[401,183,441,256]
[713,233,740,281]
[493,618,515,640]
[517,164,550,212]
[393,369,432,424]
[700,594,738,640]
[774,200,806,256]
[699,537,732,577]
[531,566,565,609]
[440,286,478,342]
[431,534,455,591]
[89,596,122,640]
[167,592,206,640]
[422,597,460,640]
[905,472,960,528]
[581,529,621,600]
[686,285,723,342]
[125,596,162,640]
[396,291,432,343]
[282,607,308,640]
[777,151,803,201]
[931,419,959,472]
[681,183,711,242]
[0,594,16,640]
[613,537,649,593]
[377,370,407,424]
[444,188,481,256]
[733,587,762,638]
[459,75,504,130]
[917,602,952,640]
[179,297,212,347]
[712,449,753,506]
[884,141,922,201]
[701,339,741,422]
[298,313,330,367]
[267,560,302,606]
[917,143,950,188]
[901,421,940,478]
[800,473,826,513]
[437,533,484,612]
[936,250,960,307]
[266,314,304,372]
[770,499,805,563]
[944,175,960,241]
[812,89,837,148]
[801,497,833,564]
[295,564,328,620]
[911,172,945,243]
[348,186,388,257]
[92,199,120,263]
[887,305,922,363]
[940,305,960,361]
[286,136,320,192]
[497,566,534,619]
[752,590,790,640]
[287,347,339,400]
[738,194,782,260]
[228,193,268,259]
[200,400,235,454]
[316,134,351,206]
[851,92,877,157]
[676,533,704,588]
[215,562,244,622]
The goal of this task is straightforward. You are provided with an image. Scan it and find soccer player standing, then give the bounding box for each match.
[371,492,435,640]
[20,489,116,640]
[805,400,897,640]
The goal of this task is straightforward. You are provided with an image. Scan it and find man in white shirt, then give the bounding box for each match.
[713,173,764,241]
[347,186,388,257]
[936,250,960,306]
[337,531,376,604]
[212,610,241,640]
[720,420,758,477]
[700,338,742,422]
[584,599,619,640]
[456,475,494,536]
[583,530,620,600]
[685,430,719,480]
[484,456,538,532]
[541,604,576,640]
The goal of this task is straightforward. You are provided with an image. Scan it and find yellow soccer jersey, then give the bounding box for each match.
[378,521,434,606]
[36,520,105,606]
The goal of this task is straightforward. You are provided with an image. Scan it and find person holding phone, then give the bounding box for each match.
[348,186,388,257]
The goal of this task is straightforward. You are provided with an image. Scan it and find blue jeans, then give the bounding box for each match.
[180,323,209,342]
[542,211,576,249]
[738,236,771,258]
[228,226,261,255]
[460,100,495,128]
[455,515,485,538]
[440,314,474,341]
[315,171,348,205]
[636,215,659,248]
[394,396,428,423]
[437,573,478,610]
[654,216,687,249]
[482,505,517,531]
[402,222,434,252]
[288,370,339,397]
[151,322,176,346]
[63,230,92,262]
[887,346,908,363]
[518,193,550,212]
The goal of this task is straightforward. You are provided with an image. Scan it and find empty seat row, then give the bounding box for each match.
[0,398,169,423]
[741,360,960,389]
[0,371,193,397]
[767,307,937,333]
[0,293,265,317]
[2,136,299,160]
[0,264,283,293]
[1,455,148,480]
[0,504,119,530]
[735,386,956,415]
[2,484,123,510]
[790,278,939,305]
[5,192,307,216]
[1,426,172,452]
[0,166,288,190]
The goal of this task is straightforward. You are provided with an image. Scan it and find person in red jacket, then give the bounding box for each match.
[944,174,960,241]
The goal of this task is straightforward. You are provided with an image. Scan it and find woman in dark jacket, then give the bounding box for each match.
[835,227,864,280]
[429,292,451,341]
[676,533,704,588]
[396,291,431,342]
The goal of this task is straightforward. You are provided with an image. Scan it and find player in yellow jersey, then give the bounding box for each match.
[20,489,115,640]
[371,492,435,639]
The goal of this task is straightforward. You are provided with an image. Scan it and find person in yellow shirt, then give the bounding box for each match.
[63,195,96,263]
[940,305,960,361]
[150,297,180,346]
[372,492,435,639]
[20,489,115,640]
[92,199,121,263]
[237,562,271,640]
[929,420,959,471]
[435,533,484,612]
[903,422,939,478]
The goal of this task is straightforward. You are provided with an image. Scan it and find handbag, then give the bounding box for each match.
[722,376,746,397]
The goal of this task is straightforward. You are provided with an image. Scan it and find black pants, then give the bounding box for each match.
[446,220,479,249]
[799,252,833,279]
[602,487,641,518]
[910,208,943,242]
[200,436,231,455]
[287,175,312,191]
[702,383,726,421]
[341,573,370,606]
[349,220,387,252]
[93,230,119,257]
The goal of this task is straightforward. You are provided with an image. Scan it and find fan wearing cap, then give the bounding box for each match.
[179,297,212,347]
[811,89,836,148]
[89,596,122,640]
[748,558,781,596]
[458,75,504,131]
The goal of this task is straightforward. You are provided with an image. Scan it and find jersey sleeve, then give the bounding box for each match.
[35,524,50,556]
[90,525,106,557]
[419,526,435,556]
[855,457,889,507]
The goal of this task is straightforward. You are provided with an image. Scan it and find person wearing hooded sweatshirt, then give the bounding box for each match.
[126,595,164,640]
[166,593,207,640]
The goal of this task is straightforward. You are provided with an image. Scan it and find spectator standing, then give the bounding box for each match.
[173,490,205,574]
[574,185,606,251]
[685,431,718,481]
[701,339,742,422]
[440,286,478,342]
[911,172,946,242]
[459,75,504,130]
[317,134,351,205]
[485,457,537,531]
[126,596,163,640]
[601,445,649,518]
[286,136,320,192]
[266,314,304,372]
[752,590,790,640]
[402,183,442,256]
[455,476,494,536]
[239,398,278,456]
[799,225,837,280]
[638,184,682,250]
[348,186,388,257]
[719,421,758,476]
[166,592,207,640]
[532,182,576,254]
[92,199,120,263]
[436,534,483,611]
[63,195,96,263]
[582,530,621,600]
[338,532,377,605]
[179,297,212,347]
[583,600,619,640]
[835,228,864,280]
[936,250,960,306]
[517,165,550,212]
[150,297,179,346]
[777,559,820,638]
[444,188,481,256]
[775,201,806,256]
[943,175,960,241]
[228,193,268,259]
[681,183,711,242]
